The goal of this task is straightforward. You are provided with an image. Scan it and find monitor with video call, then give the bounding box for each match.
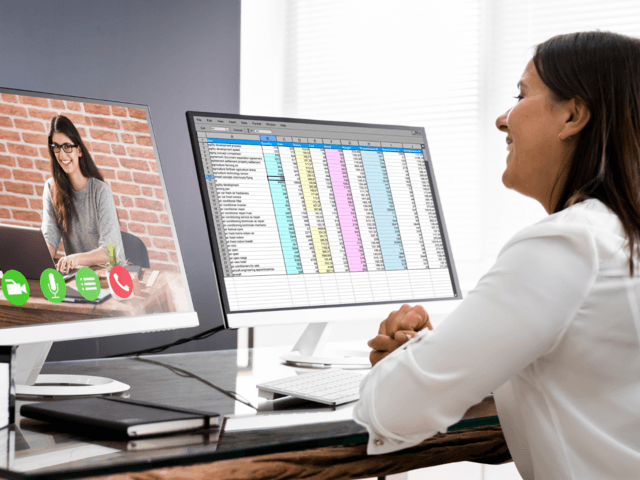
[0,87,198,396]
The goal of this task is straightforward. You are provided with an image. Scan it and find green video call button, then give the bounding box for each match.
[1,270,30,306]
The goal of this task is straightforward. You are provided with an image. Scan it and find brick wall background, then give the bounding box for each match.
[0,93,178,271]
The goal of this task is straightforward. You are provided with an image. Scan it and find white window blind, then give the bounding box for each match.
[241,0,640,291]
[243,0,484,289]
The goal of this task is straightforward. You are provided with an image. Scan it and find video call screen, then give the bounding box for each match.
[0,89,191,328]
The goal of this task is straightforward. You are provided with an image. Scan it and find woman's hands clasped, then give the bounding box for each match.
[368,304,433,366]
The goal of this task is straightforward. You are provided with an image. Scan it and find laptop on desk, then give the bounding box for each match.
[0,224,110,303]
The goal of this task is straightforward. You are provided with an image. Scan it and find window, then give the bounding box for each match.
[242,0,640,291]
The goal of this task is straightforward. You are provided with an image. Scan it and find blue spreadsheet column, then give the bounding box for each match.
[263,145,303,274]
[361,148,407,271]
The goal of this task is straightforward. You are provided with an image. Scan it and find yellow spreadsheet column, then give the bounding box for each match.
[294,146,334,273]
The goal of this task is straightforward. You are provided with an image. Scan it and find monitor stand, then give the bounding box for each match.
[279,323,371,368]
[15,342,129,397]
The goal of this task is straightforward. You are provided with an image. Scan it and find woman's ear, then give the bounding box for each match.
[559,96,591,141]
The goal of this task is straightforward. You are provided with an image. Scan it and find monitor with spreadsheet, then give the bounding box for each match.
[186,112,461,366]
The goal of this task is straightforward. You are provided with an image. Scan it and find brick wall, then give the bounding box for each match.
[0,93,178,271]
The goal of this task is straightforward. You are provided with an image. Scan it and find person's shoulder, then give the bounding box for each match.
[551,198,618,226]
[520,199,614,236]
[43,177,54,197]
[88,177,114,195]
[501,200,607,255]
[540,199,623,241]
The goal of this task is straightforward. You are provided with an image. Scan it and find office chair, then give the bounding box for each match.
[120,231,151,268]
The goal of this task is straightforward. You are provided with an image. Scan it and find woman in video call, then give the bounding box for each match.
[355,31,640,479]
[42,115,123,274]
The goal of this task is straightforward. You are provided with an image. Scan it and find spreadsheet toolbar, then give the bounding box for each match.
[198,133,456,312]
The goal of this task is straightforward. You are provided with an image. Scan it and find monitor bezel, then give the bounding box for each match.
[187,111,462,329]
[0,86,198,343]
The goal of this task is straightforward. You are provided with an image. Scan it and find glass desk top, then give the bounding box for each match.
[0,347,499,479]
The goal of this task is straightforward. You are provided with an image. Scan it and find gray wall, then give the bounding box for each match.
[0,0,240,359]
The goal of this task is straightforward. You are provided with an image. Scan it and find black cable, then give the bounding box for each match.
[107,325,226,358]
[132,356,258,411]
[104,325,257,410]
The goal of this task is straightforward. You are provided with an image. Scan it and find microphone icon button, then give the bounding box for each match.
[49,273,59,298]
[40,268,66,303]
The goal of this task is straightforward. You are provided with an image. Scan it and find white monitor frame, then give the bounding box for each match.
[226,300,460,329]
[0,87,199,394]
[187,112,462,367]
[1,312,198,395]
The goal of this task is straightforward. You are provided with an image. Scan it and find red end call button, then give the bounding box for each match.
[109,266,133,299]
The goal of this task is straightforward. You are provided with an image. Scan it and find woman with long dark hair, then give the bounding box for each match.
[356,31,640,478]
[42,115,123,273]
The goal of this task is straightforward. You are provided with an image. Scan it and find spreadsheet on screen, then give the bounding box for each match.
[193,116,457,313]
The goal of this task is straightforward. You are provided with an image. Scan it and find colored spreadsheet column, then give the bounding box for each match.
[361,148,407,270]
[264,147,303,274]
[294,146,334,273]
[325,148,366,272]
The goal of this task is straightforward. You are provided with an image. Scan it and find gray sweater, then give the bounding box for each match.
[42,177,124,261]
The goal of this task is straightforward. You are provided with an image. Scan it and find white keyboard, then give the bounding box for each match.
[257,369,367,406]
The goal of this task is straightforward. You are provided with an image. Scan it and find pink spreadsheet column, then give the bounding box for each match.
[325,148,367,272]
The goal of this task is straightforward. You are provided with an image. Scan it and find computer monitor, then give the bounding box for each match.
[0,87,199,395]
[186,112,461,367]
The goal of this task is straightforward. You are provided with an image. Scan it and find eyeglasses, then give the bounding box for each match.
[50,143,78,154]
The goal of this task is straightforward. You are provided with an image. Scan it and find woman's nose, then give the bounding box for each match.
[495,109,510,132]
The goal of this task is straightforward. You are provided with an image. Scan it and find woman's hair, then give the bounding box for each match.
[534,31,640,275]
[47,115,104,236]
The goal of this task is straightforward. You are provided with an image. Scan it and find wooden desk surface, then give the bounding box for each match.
[3,349,509,479]
[89,398,508,480]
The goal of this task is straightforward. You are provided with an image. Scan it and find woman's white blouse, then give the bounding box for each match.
[353,199,640,480]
